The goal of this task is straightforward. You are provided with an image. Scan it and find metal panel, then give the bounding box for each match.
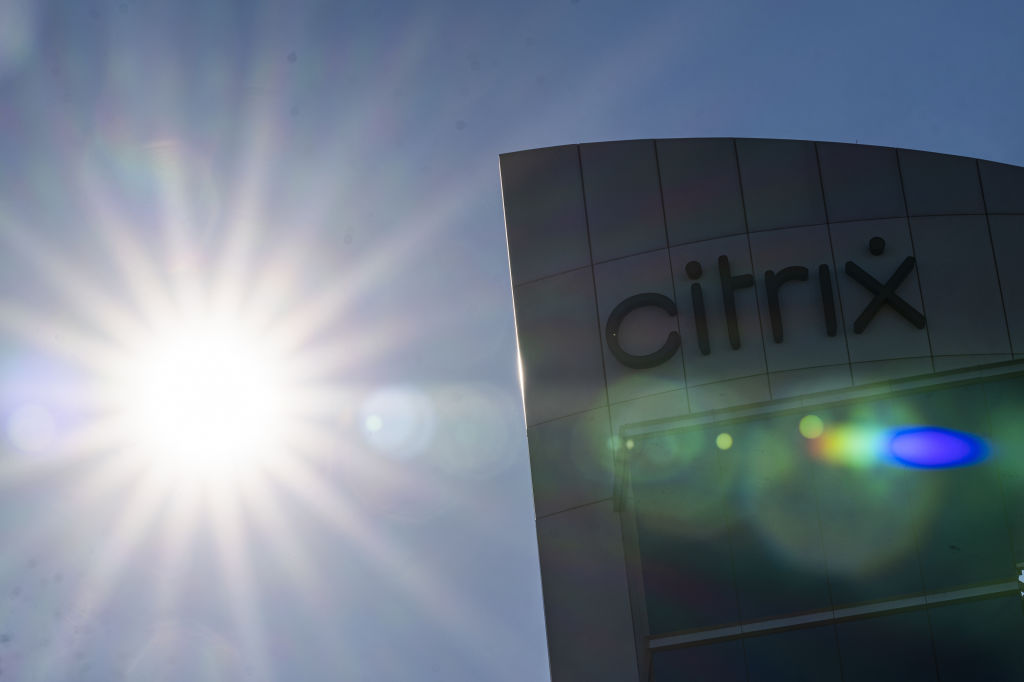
[736,138,826,231]
[658,138,747,244]
[513,267,606,425]
[581,140,666,264]
[537,501,640,682]
[500,145,590,284]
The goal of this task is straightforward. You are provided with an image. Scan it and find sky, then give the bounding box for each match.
[0,1,1021,680]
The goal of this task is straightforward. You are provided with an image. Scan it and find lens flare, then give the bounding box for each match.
[886,426,988,468]
[798,414,824,439]
[809,420,988,470]
[811,424,887,467]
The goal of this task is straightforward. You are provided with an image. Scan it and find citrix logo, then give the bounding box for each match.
[605,236,926,370]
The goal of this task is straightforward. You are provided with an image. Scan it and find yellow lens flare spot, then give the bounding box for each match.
[814,425,886,468]
[799,414,825,439]
[715,432,733,450]
[121,318,288,483]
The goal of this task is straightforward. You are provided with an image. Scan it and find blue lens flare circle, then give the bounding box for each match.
[886,426,988,468]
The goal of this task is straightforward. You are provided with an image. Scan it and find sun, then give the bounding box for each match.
[0,132,462,681]
[119,315,290,483]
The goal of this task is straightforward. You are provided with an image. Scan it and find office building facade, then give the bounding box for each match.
[500,139,1024,680]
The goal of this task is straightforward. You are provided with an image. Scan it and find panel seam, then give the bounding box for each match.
[732,140,774,401]
[976,159,1015,354]
[815,142,855,388]
[894,152,936,373]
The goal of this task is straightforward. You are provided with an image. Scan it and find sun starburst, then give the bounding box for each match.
[0,137,376,680]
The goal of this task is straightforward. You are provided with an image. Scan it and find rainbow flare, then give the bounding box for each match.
[802,416,988,469]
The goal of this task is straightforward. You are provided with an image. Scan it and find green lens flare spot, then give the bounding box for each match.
[799,414,824,439]
[715,432,733,450]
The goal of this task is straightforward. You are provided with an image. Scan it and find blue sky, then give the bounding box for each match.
[0,1,1021,680]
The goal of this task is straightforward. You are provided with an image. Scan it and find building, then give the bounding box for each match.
[499,139,1024,681]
